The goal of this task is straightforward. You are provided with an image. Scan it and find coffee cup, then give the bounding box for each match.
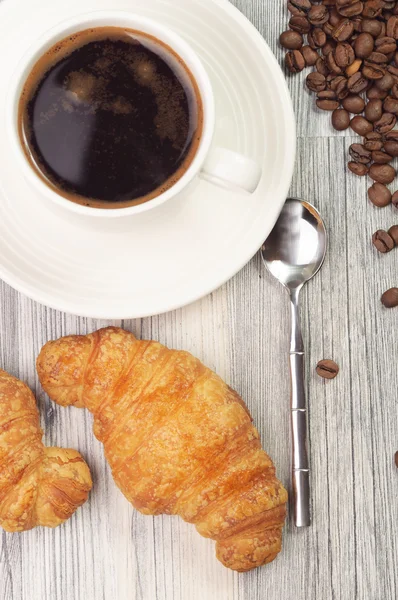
[7,11,262,218]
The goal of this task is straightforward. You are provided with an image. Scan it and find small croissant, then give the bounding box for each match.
[37,327,287,571]
[0,370,92,532]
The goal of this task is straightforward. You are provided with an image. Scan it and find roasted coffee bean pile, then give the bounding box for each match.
[280,1,398,308]
[280,0,398,193]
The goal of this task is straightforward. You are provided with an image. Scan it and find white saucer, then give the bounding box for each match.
[0,0,296,319]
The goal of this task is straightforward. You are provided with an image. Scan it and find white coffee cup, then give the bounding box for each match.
[7,11,262,218]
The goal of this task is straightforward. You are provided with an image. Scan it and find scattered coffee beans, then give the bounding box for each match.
[381,288,398,308]
[372,229,395,253]
[316,360,340,380]
[280,2,398,205]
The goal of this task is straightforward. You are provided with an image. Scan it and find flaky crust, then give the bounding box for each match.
[0,370,92,532]
[37,327,287,571]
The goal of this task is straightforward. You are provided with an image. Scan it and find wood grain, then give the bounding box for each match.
[1,1,398,599]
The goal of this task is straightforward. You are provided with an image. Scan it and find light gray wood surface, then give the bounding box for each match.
[1,1,398,599]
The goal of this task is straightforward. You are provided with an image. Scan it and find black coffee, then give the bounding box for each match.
[19,27,203,208]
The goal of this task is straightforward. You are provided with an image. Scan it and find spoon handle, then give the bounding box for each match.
[290,289,311,527]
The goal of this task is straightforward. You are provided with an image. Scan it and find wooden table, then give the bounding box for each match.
[1,1,398,599]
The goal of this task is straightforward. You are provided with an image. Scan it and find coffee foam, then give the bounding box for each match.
[18,27,204,209]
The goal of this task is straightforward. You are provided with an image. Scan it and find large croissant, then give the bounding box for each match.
[37,327,287,571]
[0,370,92,532]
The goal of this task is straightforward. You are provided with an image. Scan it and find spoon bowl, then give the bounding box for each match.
[261,197,327,528]
[262,198,327,291]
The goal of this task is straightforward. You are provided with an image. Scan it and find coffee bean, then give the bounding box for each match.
[375,36,397,54]
[318,90,338,100]
[372,150,393,164]
[384,131,398,141]
[316,56,330,76]
[387,64,398,77]
[368,182,392,206]
[308,5,329,26]
[338,2,364,18]
[309,28,327,48]
[395,451,398,469]
[327,51,343,73]
[335,42,355,68]
[351,15,363,31]
[347,71,368,92]
[287,2,307,16]
[391,83,398,98]
[346,58,363,77]
[302,45,319,66]
[365,138,384,151]
[381,288,398,308]
[342,94,365,113]
[332,19,354,42]
[388,225,398,245]
[289,0,311,12]
[316,359,339,380]
[322,40,336,56]
[367,85,389,99]
[369,163,396,183]
[361,18,383,37]
[362,1,383,19]
[290,15,311,34]
[348,162,369,176]
[367,52,388,65]
[306,72,326,92]
[332,76,349,99]
[374,112,397,133]
[362,63,385,80]
[354,32,375,58]
[350,116,374,135]
[383,96,398,114]
[376,72,395,91]
[392,191,398,208]
[349,143,371,163]
[365,132,382,141]
[332,108,351,130]
[316,98,340,110]
[372,230,395,252]
[387,15,398,38]
[384,141,398,156]
[286,50,306,73]
[365,99,383,122]
[329,6,341,26]
[280,30,304,50]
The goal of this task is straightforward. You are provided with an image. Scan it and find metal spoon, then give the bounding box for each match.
[261,198,327,528]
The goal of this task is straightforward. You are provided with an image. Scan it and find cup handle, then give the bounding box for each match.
[200,147,262,193]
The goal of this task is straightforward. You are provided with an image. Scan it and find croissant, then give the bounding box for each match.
[0,369,92,532]
[37,327,287,572]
